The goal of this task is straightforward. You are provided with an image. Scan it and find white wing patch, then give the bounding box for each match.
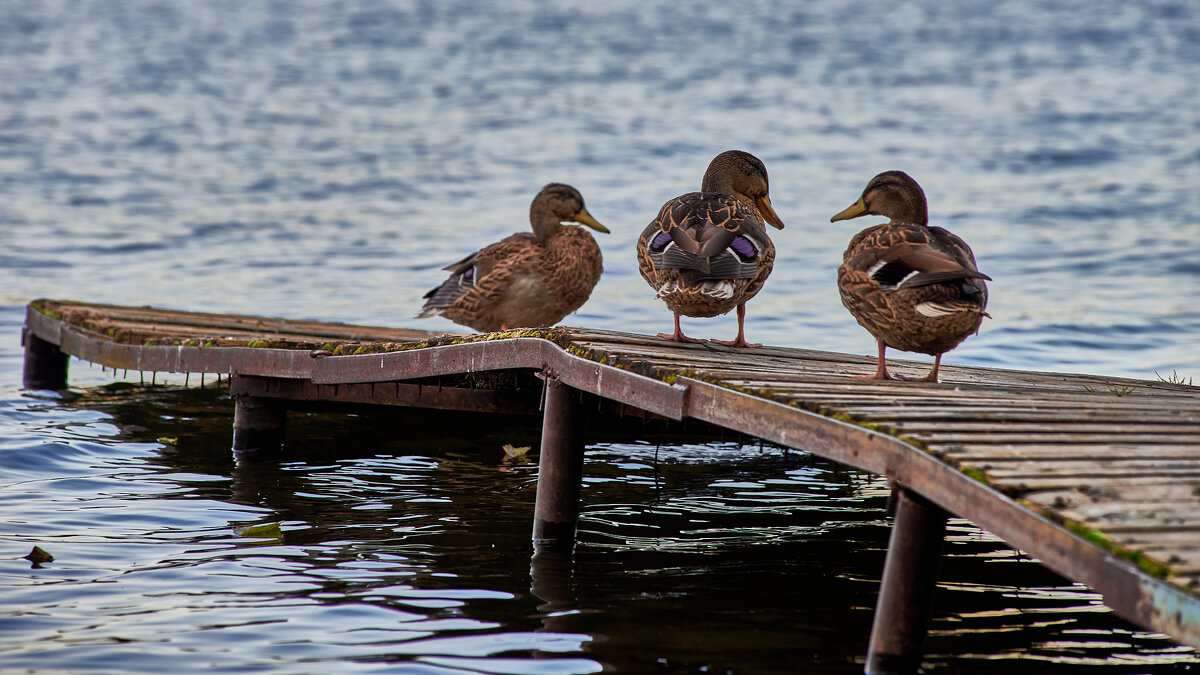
[700,281,735,299]
[915,302,961,317]
[657,280,734,300]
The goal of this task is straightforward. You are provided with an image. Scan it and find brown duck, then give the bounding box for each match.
[418,183,609,332]
[831,171,990,382]
[637,150,785,348]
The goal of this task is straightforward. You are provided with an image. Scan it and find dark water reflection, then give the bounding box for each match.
[0,379,1194,672]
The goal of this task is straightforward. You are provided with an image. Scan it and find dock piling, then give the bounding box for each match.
[22,329,68,390]
[866,487,948,675]
[232,381,286,459]
[532,378,586,550]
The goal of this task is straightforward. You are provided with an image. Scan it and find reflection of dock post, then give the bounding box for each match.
[22,329,68,390]
[532,377,585,550]
[866,487,947,675]
[232,376,286,459]
[530,548,578,633]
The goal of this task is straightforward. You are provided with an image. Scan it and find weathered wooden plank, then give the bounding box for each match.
[991,474,1200,492]
[66,320,357,347]
[975,458,1200,477]
[770,392,1198,411]
[834,407,1200,423]
[567,337,867,364]
[920,432,1200,445]
[1051,515,1200,535]
[1111,530,1200,549]
[897,423,1200,436]
[1024,485,1200,508]
[571,335,1192,391]
[37,299,455,343]
[1038,501,1200,527]
[943,444,1200,461]
[743,382,1198,405]
[1142,551,1200,575]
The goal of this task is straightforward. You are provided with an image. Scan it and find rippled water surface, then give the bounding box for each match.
[2,1,1199,672]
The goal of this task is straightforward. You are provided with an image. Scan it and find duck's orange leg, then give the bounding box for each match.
[856,338,895,380]
[657,313,705,344]
[896,353,942,383]
[710,304,761,348]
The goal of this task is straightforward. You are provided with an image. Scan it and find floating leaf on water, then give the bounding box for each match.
[24,546,53,567]
[157,437,178,445]
[236,522,283,539]
[502,444,531,462]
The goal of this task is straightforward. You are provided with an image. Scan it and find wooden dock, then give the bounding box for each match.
[21,299,1200,673]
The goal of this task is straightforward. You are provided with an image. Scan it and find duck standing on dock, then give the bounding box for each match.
[417,183,609,332]
[831,171,990,383]
[637,150,786,348]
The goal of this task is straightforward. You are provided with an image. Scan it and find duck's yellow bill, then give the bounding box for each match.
[756,195,785,229]
[831,197,868,222]
[573,208,610,233]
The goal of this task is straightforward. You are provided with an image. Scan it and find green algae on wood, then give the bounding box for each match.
[1063,520,1172,579]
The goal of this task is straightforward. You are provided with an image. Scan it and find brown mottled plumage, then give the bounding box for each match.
[637,150,785,348]
[418,184,609,332]
[831,171,990,382]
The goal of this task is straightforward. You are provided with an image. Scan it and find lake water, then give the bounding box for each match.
[1,0,1198,672]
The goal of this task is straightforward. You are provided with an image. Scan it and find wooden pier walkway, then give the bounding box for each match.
[21,299,1200,672]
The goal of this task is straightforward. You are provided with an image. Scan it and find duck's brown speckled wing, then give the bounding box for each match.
[839,223,989,355]
[419,233,540,332]
[638,192,775,316]
[422,227,604,332]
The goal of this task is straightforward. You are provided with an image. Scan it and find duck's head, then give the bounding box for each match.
[530,183,609,242]
[701,150,785,230]
[831,171,928,226]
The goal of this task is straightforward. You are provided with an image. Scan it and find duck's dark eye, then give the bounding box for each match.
[728,235,758,261]
[649,231,673,252]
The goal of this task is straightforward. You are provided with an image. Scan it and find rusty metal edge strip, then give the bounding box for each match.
[28,310,315,379]
[310,338,689,421]
[678,375,1200,647]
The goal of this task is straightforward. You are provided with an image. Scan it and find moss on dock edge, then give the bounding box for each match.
[1016,502,1175,580]
[30,299,63,321]
[1065,520,1173,579]
[383,327,569,352]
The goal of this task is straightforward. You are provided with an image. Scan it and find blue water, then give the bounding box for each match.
[1,0,1199,672]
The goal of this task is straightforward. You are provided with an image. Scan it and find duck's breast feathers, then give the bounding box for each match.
[845,223,989,291]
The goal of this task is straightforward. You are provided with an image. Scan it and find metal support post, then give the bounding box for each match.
[22,329,68,390]
[232,381,286,459]
[532,378,586,551]
[866,487,948,675]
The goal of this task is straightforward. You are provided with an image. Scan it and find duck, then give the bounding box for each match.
[417,183,609,332]
[831,171,990,383]
[636,150,785,348]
